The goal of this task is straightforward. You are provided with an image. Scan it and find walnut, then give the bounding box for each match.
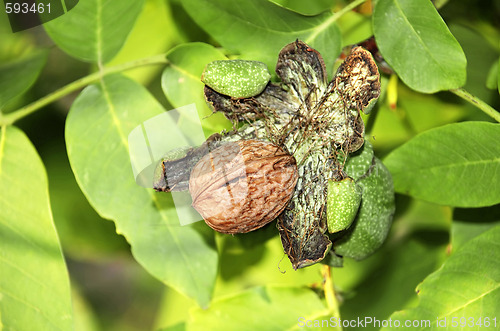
[189,140,298,234]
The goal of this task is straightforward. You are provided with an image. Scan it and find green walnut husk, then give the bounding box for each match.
[327,177,362,233]
[201,60,271,99]
[363,96,378,115]
[332,142,395,261]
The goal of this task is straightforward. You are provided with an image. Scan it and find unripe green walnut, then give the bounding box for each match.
[201,60,271,99]
[333,142,395,260]
[327,177,362,233]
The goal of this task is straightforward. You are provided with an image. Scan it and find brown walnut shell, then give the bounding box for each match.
[189,140,298,234]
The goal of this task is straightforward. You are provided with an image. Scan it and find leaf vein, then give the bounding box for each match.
[439,284,500,318]
[0,287,65,331]
[392,0,449,79]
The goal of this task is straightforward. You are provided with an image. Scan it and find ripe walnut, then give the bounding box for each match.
[189,140,298,234]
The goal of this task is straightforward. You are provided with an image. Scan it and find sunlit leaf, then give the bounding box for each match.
[383,225,500,330]
[337,11,372,47]
[44,0,144,63]
[452,205,500,252]
[485,58,498,91]
[373,0,466,93]
[369,84,467,152]
[384,122,500,207]
[336,200,449,322]
[0,126,73,330]
[162,43,230,135]
[188,286,328,330]
[65,74,218,307]
[0,50,47,109]
[44,137,128,259]
[159,323,186,331]
[270,0,335,16]
[107,0,181,84]
[214,233,323,297]
[498,56,500,94]
[340,232,448,324]
[181,0,341,78]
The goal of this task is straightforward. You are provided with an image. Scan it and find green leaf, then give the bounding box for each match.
[159,323,186,331]
[485,58,498,91]
[373,0,466,93]
[215,233,324,294]
[188,286,328,330]
[0,51,48,110]
[452,205,500,252]
[72,288,99,331]
[383,225,500,330]
[65,74,218,307]
[107,0,182,84]
[162,43,231,134]
[384,122,500,207]
[340,234,448,325]
[449,24,498,105]
[269,0,335,16]
[0,126,73,330]
[338,199,450,324]
[369,83,467,152]
[337,11,372,47]
[155,232,326,329]
[44,0,144,63]
[181,0,342,78]
[43,135,128,259]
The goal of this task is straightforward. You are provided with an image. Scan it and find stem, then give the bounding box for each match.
[322,265,342,330]
[306,0,368,44]
[450,88,500,123]
[332,0,368,21]
[1,54,169,125]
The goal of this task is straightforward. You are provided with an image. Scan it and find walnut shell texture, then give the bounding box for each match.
[189,140,298,234]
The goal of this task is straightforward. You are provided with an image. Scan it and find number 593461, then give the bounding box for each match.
[5,2,51,14]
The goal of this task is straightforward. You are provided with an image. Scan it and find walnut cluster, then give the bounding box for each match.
[155,40,382,269]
